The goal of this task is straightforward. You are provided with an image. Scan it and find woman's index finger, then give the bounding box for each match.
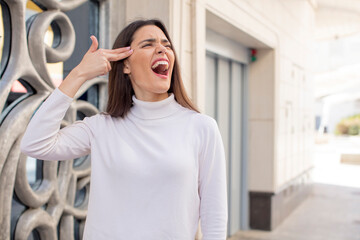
[112,46,132,53]
[101,47,130,54]
[104,49,133,61]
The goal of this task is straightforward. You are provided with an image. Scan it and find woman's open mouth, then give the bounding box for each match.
[151,59,169,79]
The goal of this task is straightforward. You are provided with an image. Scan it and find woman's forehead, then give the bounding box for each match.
[133,25,168,42]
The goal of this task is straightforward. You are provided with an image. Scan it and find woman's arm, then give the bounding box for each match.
[59,36,133,98]
[198,118,228,240]
[20,36,133,160]
[20,88,93,160]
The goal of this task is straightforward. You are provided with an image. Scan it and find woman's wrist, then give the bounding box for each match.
[71,65,88,83]
[58,67,87,98]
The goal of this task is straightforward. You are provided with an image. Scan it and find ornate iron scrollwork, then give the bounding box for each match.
[0,1,107,239]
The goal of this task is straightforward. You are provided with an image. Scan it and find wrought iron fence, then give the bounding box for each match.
[0,1,107,239]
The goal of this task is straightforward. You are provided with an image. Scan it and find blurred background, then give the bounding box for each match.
[0,0,359,239]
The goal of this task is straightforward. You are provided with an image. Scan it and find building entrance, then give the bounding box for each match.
[205,50,247,235]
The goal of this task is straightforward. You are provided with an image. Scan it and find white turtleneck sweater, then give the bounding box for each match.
[21,88,227,240]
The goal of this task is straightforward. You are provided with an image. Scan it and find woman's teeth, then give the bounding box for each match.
[151,61,169,70]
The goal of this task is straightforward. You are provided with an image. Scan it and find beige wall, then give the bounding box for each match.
[109,0,315,193]
[247,0,315,191]
[194,0,314,193]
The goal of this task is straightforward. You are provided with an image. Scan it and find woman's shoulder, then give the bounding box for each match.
[187,111,219,131]
[186,112,222,147]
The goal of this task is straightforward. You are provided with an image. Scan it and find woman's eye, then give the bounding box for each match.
[142,43,152,48]
[166,45,172,49]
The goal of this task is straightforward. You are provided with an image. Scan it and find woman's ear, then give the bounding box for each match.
[123,59,131,74]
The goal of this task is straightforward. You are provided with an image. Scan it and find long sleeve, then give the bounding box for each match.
[20,88,94,161]
[198,118,228,239]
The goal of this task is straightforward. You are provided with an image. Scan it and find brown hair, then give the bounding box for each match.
[106,19,199,118]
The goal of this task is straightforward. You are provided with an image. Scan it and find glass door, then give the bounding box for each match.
[205,52,245,236]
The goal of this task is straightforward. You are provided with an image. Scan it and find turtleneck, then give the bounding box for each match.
[21,88,228,239]
[130,93,181,120]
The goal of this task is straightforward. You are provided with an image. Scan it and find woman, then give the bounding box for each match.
[21,19,227,239]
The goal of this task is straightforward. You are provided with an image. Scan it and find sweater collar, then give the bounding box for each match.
[130,94,180,120]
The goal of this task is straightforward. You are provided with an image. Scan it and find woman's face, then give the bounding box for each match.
[124,25,175,102]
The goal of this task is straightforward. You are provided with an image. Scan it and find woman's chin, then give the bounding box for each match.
[150,75,171,90]
[155,85,171,94]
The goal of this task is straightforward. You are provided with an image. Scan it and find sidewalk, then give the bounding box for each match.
[228,135,360,240]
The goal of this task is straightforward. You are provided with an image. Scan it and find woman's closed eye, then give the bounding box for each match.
[141,43,172,49]
[142,43,152,48]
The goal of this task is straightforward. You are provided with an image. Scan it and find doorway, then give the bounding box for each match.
[205,50,248,235]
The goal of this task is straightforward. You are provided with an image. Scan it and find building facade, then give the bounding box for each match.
[0,0,315,239]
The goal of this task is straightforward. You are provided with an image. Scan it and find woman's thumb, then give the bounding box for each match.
[88,35,98,53]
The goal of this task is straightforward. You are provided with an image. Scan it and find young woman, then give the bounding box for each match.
[21,19,227,239]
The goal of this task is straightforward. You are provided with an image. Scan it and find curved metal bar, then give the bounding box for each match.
[28,10,75,88]
[0,93,48,240]
[14,208,57,240]
[34,0,88,12]
[0,137,22,240]
[0,1,106,239]
[0,1,12,77]
[74,77,108,99]
[14,154,56,208]
[0,94,47,170]
[0,0,51,113]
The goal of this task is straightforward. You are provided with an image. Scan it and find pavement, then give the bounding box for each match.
[228,135,360,240]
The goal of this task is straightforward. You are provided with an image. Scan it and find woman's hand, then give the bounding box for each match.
[59,36,133,98]
[76,36,133,80]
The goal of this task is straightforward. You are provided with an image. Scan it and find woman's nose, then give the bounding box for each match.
[156,44,166,54]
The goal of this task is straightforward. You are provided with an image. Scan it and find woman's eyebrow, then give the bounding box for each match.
[138,38,170,45]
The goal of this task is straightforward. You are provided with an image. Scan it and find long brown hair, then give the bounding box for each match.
[106,19,199,118]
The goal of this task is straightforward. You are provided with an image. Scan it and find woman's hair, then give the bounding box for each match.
[106,19,199,118]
